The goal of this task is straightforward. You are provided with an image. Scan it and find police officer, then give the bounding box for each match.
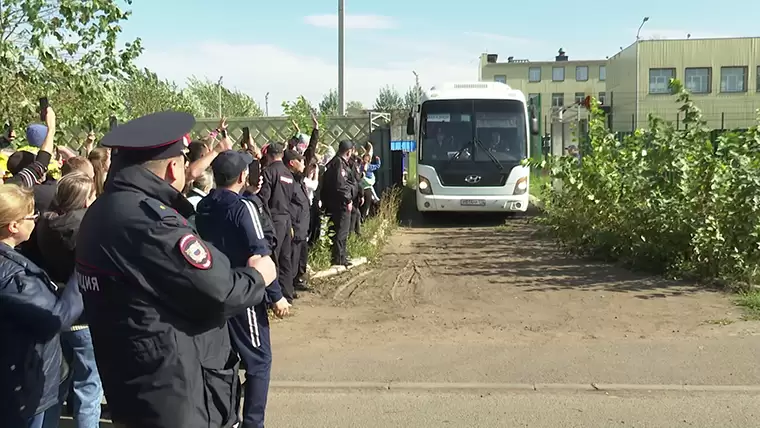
[75,111,277,428]
[196,150,291,428]
[348,151,363,236]
[321,140,357,266]
[257,142,296,303]
[283,149,310,291]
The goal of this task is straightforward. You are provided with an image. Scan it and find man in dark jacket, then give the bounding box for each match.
[75,111,277,428]
[348,154,363,236]
[321,140,358,266]
[196,150,290,428]
[258,142,296,302]
[283,150,310,292]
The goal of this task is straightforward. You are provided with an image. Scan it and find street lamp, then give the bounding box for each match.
[217,76,223,118]
[265,92,270,116]
[412,71,420,107]
[636,16,650,40]
[337,0,345,115]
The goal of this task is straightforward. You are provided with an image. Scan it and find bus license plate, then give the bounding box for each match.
[460,199,486,206]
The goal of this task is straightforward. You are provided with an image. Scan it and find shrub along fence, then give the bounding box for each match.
[529,79,760,289]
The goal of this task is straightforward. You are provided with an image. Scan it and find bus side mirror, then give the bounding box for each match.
[530,117,539,135]
[529,105,539,135]
[406,115,415,136]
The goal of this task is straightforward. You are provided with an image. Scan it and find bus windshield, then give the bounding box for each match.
[419,99,527,166]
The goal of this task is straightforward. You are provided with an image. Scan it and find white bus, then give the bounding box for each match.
[406,82,540,213]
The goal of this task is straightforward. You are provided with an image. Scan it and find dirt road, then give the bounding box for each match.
[272,216,760,387]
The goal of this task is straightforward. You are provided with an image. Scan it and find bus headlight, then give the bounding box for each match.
[513,176,528,195]
[418,176,433,195]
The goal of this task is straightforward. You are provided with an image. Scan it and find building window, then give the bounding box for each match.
[576,66,589,81]
[528,67,541,82]
[493,75,506,83]
[552,67,565,82]
[757,66,760,92]
[528,93,540,106]
[684,67,711,94]
[598,92,606,105]
[599,65,606,81]
[551,93,564,107]
[649,68,675,94]
[574,92,586,104]
[720,66,747,93]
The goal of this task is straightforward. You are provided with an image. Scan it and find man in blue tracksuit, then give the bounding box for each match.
[195,150,291,428]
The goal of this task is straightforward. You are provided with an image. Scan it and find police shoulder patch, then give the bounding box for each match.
[178,234,212,270]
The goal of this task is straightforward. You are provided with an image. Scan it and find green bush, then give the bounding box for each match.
[308,186,402,272]
[529,79,760,287]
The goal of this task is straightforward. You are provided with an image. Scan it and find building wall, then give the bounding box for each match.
[638,38,760,130]
[606,44,638,132]
[480,55,606,133]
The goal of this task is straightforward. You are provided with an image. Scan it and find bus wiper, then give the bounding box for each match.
[445,140,473,169]
[473,138,504,171]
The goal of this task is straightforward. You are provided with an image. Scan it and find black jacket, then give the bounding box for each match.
[321,155,355,212]
[75,164,267,428]
[35,209,87,325]
[258,160,294,221]
[290,175,311,240]
[0,243,83,425]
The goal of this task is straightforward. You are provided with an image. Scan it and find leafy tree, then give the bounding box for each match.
[403,84,425,112]
[319,89,339,116]
[185,76,263,118]
[346,100,365,115]
[372,86,404,112]
[119,68,194,119]
[0,0,143,131]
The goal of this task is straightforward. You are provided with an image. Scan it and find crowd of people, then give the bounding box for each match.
[0,107,383,428]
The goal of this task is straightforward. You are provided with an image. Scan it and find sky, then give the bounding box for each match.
[119,0,758,115]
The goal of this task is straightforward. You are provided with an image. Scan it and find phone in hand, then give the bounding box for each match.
[249,159,261,187]
[109,116,118,131]
[39,97,49,122]
[242,127,250,145]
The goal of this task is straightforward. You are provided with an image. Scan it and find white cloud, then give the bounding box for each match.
[463,32,535,44]
[637,28,737,40]
[303,14,396,30]
[137,40,484,115]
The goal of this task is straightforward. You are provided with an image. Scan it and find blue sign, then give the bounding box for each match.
[391,140,416,152]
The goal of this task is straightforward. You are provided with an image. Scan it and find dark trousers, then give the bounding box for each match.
[350,201,361,236]
[307,201,321,246]
[291,238,308,284]
[361,188,375,219]
[272,216,294,301]
[228,304,271,428]
[328,209,351,265]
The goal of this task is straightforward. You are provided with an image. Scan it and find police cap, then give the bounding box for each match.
[337,140,355,154]
[100,111,195,164]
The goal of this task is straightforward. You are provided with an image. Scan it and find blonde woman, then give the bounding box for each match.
[86,147,110,196]
[34,173,101,428]
[0,184,83,428]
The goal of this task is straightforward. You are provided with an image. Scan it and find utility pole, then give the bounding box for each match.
[634,17,649,129]
[265,92,270,116]
[217,76,223,118]
[337,0,345,115]
[412,70,420,107]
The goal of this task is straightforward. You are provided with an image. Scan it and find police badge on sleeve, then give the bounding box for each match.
[178,234,212,269]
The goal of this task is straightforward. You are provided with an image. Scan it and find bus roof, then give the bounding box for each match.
[422,82,526,103]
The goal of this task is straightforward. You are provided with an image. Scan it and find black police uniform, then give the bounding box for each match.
[348,156,363,236]
[320,143,357,266]
[258,147,296,301]
[283,150,311,289]
[75,112,268,428]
